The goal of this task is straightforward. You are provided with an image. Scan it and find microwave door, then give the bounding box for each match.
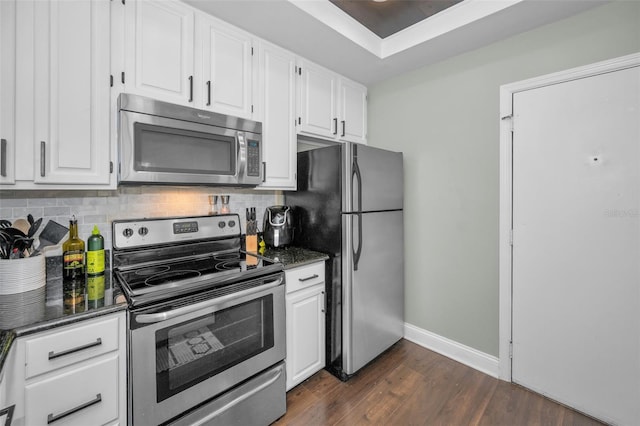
[119,111,261,186]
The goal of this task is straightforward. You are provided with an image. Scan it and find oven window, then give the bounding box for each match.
[134,122,235,175]
[154,295,274,402]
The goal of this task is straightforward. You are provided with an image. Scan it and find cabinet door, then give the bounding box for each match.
[0,0,16,185]
[339,78,367,144]
[33,0,111,185]
[24,354,120,426]
[297,59,338,139]
[286,284,325,390]
[257,41,296,190]
[124,0,194,105]
[200,17,253,118]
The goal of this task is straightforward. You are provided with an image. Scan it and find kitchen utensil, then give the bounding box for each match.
[34,220,69,256]
[27,217,42,238]
[0,219,12,228]
[27,214,34,225]
[12,218,30,235]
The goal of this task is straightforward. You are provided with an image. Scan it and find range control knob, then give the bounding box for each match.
[122,228,134,238]
[228,220,236,228]
[138,227,149,236]
[218,221,226,229]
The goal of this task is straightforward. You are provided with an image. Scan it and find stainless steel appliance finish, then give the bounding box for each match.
[286,143,404,380]
[112,214,286,425]
[118,93,263,186]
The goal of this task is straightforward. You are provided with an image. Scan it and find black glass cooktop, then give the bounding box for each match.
[116,251,278,299]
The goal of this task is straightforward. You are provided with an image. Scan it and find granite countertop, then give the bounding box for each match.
[260,246,329,269]
[0,256,127,374]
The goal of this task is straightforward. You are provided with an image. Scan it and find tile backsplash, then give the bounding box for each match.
[0,187,281,250]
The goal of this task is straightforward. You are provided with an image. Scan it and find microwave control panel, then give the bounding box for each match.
[247,139,260,177]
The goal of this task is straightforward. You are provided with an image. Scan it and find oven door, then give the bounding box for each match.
[129,276,285,425]
[119,109,261,186]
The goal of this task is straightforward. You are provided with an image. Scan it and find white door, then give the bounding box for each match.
[0,0,16,185]
[33,0,111,185]
[124,0,194,105]
[298,59,338,139]
[200,17,253,118]
[512,65,640,425]
[338,78,367,144]
[256,41,296,190]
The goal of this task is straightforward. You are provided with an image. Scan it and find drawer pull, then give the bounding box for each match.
[47,393,102,424]
[298,274,319,282]
[48,338,102,360]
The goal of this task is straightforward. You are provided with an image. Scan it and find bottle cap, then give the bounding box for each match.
[92,225,100,235]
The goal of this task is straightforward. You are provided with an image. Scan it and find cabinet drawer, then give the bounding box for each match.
[285,262,325,294]
[25,316,120,379]
[25,354,120,426]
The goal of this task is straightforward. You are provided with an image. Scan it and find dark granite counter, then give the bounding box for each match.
[261,246,329,269]
[0,256,127,374]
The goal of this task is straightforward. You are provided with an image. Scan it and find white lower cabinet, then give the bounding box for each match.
[4,312,127,426]
[285,261,326,390]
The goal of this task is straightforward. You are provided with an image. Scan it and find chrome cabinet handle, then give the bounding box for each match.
[262,162,266,183]
[333,118,337,135]
[48,338,102,360]
[298,274,319,282]
[1,139,6,177]
[136,276,284,324]
[47,394,102,424]
[40,141,46,177]
[321,290,325,313]
[341,120,346,137]
[206,80,211,106]
[188,75,193,102]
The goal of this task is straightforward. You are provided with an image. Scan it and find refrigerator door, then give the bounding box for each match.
[343,143,403,213]
[342,209,404,375]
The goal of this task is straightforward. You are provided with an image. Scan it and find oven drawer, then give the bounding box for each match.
[169,362,286,426]
[24,316,120,379]
[24,354,120,426]
[286,262,325,294]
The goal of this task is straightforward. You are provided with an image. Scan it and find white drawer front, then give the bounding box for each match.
[286,262,325,294]
[25,316,120,379]
[25,354,120,426]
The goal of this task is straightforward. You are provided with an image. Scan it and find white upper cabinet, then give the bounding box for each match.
[0,0,16,185]
[33,0,112,185]
[297,58,367,144]
[297,58,339,139]
[124,0,195,106]
[338,78,367,144]
[197,16,253,118]
[255,40,297,190]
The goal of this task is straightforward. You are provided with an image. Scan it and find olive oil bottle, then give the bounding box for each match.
[62,216,85,282]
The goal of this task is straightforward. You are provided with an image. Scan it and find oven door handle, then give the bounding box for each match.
[135,276,284,324]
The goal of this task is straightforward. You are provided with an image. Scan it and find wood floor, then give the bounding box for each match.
[274,339,604,426]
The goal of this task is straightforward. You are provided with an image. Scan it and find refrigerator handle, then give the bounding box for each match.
[352,150,363,271]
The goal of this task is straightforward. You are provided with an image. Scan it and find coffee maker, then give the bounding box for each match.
[263,206,294,248]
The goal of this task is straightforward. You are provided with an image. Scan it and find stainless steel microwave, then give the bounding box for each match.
[118,94,262,186]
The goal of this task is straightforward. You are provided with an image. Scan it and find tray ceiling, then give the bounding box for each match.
[329,0,464,39]
[185,0,608,85]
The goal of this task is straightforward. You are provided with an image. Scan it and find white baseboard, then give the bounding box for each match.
[404,322,500,379]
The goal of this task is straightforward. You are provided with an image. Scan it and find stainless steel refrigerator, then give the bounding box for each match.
[285,142,404,380]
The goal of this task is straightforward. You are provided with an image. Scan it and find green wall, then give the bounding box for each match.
[368,1,640,356]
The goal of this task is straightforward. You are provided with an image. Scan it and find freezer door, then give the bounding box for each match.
[343,143,403,213]
[342,210,404,375]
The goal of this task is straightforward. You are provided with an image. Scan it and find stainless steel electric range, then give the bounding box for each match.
[112,214,286,426]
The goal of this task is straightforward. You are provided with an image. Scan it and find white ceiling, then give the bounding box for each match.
[184,0,608,86]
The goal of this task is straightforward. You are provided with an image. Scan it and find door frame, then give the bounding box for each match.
[497,52,640,381]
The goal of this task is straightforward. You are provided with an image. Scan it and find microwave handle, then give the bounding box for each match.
[135,276,283,324]
[237,132,246,178]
